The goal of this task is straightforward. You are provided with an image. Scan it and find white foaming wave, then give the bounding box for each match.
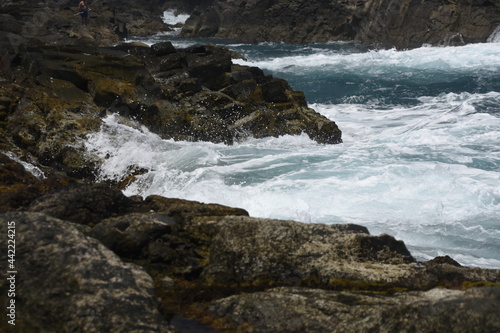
[84,108,500,267]
[162,9,190,25]
[312,91,500,149]
[234,43,500,73]
[85,114,222,183]
[487,25,500,43]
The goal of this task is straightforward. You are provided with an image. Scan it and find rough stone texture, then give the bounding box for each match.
[28,183,136,225]
[1,169,500,331]
[0,211,170,333]
[90,212,177,258]
[2,2,500,331]
[181,0,500,48]
[208,286,500,333]
[195,216,417,287]
[1,5,342,183]
[89,195,250,280]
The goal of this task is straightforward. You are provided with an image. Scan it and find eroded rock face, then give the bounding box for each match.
[194,216,416,287]
[0,211,170,333]
[181,0,500,48]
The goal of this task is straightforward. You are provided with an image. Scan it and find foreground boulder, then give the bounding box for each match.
[0,211,170,333]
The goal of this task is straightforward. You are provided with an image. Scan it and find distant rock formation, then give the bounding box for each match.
[181,0,500,48]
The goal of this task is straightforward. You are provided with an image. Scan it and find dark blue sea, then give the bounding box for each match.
[86,33,500,268]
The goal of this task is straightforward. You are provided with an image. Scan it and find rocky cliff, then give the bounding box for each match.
[181,0,500,48]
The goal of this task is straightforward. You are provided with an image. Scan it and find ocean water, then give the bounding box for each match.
[86,40,500,269]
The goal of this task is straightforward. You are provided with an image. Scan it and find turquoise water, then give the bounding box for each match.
[87,40,500,268]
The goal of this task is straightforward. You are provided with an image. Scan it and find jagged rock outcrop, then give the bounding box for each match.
[1,1,342,180]
[181,0,500,48]
[2,1,500,332]
[1,40,341,180]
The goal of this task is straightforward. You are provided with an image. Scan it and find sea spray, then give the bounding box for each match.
[86,42,500,269]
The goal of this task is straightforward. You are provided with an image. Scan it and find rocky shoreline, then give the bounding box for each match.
[1,179,500,332]
[1,1,500,332]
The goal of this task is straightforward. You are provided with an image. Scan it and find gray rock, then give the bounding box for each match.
[28,184,136,225]
[0,211,170,332]
[90,212,177,258]
[191,216,416,287]
[208,286,500,333]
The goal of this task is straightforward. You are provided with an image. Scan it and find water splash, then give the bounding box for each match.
[84,43,500,268]
[162,9,190,26]
[487,25,500,43]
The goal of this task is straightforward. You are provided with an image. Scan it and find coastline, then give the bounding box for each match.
[1,1,500,332]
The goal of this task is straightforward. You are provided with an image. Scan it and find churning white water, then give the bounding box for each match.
[162,9,190,26]
[85,41,500,269]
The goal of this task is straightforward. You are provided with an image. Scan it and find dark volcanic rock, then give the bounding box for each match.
[208,286,500,333]
[1,40,341,185]
[0,153,75,211]
[0,211,170,333]
[2,177,500,332]
[1,1,343,185]
[181,0,500,48]
[3,2,500,331]
[28,183,136,225]
[90,212,177,258]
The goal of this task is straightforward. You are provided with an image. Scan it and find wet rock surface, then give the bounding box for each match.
[1,6,341,181]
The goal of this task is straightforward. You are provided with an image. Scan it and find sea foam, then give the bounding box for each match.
[85,42,500,268]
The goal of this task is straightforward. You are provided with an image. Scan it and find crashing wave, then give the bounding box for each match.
[162,9,190,26]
